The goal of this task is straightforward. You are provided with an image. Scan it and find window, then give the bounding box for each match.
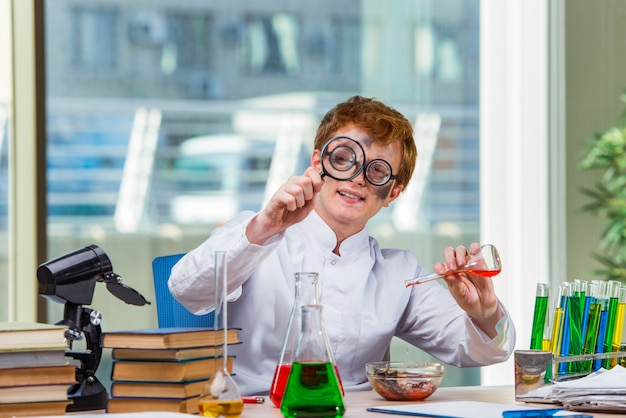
[39,0,484,389]
[242,13,300,75]
[70,8,118,70]
[163,13,213,74]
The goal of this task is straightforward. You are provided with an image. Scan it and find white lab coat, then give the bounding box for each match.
[169,210,516,395]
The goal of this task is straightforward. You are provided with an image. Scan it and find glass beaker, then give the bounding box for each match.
[281,305,345,418]
[269,272,320,407]
[198,251,243,417]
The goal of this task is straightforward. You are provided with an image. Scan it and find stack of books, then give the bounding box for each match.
[103,327,240,413]
[0,322,75,417]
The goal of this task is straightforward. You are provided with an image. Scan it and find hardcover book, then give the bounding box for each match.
[102,327,240,349]
[111,344,237,361]
[0,400,72,417]
[0,383,71,403]
[106,396,199,413]
[0,322,67,349]
[111,379,205,399]
[0,345,68,368]
[0,363,77,387]
[111,356,234,382]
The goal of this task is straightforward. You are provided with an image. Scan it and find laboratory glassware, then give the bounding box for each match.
[281,305,345,418]
[405,244,501,287]
[269,272,320,407]
[198,251,243,417]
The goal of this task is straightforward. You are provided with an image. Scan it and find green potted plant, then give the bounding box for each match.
[579,89,626,282]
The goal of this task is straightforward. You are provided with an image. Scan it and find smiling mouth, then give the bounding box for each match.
[338,190,364,201]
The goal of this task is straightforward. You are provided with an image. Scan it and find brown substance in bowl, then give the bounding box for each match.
[368,368,440,401]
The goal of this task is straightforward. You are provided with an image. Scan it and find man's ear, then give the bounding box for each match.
[311,149,322,172]
[383,184,404,207]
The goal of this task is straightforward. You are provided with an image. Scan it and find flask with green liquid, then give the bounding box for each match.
[280,304,345,418]
[270,272,321,407]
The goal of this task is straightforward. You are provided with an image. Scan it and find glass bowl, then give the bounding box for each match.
[366,361,444,401]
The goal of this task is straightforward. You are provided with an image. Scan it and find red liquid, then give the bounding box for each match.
[334,364,344,396]
[269,363,344,407]
[465,268,501,277]
[269,364,291,407]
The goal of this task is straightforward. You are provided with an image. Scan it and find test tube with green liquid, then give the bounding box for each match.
[530,283,550,350]
[602,281,620,369]
[576,280,590,342]
[567,281,584,373]
[582,282,601,372]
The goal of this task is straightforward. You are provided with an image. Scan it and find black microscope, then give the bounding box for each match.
[37,244,150,412]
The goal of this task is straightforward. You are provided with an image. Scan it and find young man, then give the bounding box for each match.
[168,96,516,395]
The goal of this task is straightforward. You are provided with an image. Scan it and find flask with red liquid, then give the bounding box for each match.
[269,272,320,407]
[280,304,345,418]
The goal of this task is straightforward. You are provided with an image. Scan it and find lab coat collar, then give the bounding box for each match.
[301,210,370,261]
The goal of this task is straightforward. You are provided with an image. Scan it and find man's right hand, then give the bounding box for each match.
[245,166,323,244]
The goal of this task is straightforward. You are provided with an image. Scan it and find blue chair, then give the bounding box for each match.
[151,253,215,328]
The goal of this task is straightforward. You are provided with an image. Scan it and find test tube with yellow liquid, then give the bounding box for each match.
[610,285,626,367]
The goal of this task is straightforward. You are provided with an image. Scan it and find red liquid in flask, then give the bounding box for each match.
[464,268,501,277]
[270,363,344,407]
[269,364,291,407]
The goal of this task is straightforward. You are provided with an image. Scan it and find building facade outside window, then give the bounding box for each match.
[0,0,485,388]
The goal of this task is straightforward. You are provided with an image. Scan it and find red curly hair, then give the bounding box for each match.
[314,96,417,189]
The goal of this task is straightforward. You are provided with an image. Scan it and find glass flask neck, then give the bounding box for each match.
[295,304,331,362]
[294,272,319,306]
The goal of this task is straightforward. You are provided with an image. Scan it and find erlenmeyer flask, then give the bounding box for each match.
[269,272,320,407]
[198,251,243,417]
[281,305,345,418]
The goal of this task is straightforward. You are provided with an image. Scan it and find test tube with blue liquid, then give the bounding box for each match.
[558,282,572,374]
[593,281,609,371]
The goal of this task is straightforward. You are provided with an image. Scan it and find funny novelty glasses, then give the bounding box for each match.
[320,136,395,186]
[405,244,502,287]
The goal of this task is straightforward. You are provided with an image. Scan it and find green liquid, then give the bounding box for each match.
[281,362,345,418]
[567,295,584,373]
[582,301,601,372]
[602,296,619,369]
[530,295,549,350]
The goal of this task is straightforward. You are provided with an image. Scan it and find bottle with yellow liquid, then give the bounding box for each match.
[198,251,243,417]
[198,368,244,418]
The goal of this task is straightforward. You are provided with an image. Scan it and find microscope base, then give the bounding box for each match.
[67,376,108,412]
